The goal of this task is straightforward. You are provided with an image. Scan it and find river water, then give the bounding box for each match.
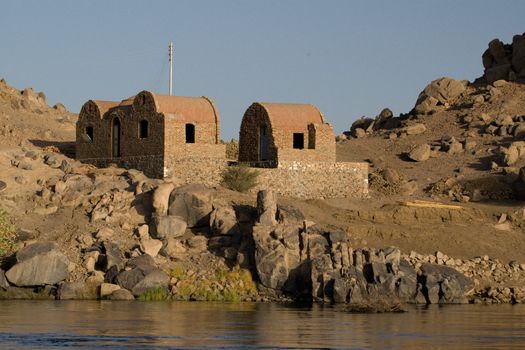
[0,301,524,349]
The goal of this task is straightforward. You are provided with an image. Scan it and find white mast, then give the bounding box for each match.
[169,42,173,96]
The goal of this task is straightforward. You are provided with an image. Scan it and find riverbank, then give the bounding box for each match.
[1,157,524,304]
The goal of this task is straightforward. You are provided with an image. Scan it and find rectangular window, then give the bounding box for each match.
[293,133,304,149]
[186,124,195,143]
[139,120,149,139]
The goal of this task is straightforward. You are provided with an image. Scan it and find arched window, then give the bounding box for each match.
[185,123,195,143]
[139,120,149,139]
[85,126,94,142]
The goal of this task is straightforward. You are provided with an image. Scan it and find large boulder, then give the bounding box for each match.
[15,241,56,261]
[513,34,525,77]
[373,108,396,130]
[152,183,175,216]
[140,238,163,257]
[100,283,121,298]
[414,77,467,114]
[402,123,427,136]
[106,288,135,300]
[114,255,169,297]
[408,144,431,162]
[152,215,187,239]
[131,270,170,296]
[256,190,277,226]
[350,117,374,134]
[252,225,307,294]
[416,263,473,304]
[168,184,215,227]
[102,241,124,271]
[0,269,9,290]
[6,242,69,286]
[210,206,239,235]
[57,281,97,300]
[500,142,525,166]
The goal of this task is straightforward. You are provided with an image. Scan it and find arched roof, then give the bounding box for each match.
[81,100,120,119]
[255,102,325,130]
[111,96,135,113]
[137,91,219,124]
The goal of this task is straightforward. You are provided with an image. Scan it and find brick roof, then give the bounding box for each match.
[257,102,325,130]
[89,100,120,118]
[145,91,219,124]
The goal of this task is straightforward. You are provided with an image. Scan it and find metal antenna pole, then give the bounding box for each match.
[169,42,173,96]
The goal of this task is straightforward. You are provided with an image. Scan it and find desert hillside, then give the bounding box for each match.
[0,33,525,304]
[0,79,77,151]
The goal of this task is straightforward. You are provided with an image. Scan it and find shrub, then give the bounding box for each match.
[222,165,260,193]
[0,209,17,257]
[169,264,258,302]
[169,263,186,279]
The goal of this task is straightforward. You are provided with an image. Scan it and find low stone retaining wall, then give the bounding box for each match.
[252,161,368,199]
[79,156,368,199]
[78,155,164,178]
[164,157,227,187]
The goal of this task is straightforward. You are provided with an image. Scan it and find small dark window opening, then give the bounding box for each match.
[293,133,304,149]
[139,120,149,139]
[185,123,195,143]
[86,126,94,142]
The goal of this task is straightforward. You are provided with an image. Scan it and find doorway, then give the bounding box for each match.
[112,118,121,157]
[259,126,269,161]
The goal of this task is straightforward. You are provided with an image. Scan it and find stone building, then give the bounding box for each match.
[76,93,368,199]
[76,90,225,178]
[238,102,336,165]
[237,101,368,198]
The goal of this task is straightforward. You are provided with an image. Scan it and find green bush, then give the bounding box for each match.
[169,264,258,302]
[0,209,17,257]
[222,165,260,193]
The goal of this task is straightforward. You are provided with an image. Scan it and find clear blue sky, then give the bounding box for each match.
[1,1,524,140]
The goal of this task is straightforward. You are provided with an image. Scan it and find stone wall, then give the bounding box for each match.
[123,100,165,158]
[309,123,336,162]
[79,155,164,179]
[164,157,227,187]
[251,161,368,199]
[238,102,336,164]
[238,103,277,162]
[164,144,226,159]
[164,120,221,152]
[76,102,111,159]
[79,156,368,199]
[225,140,239,160]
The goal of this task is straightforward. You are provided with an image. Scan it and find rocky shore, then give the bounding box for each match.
[0,150,523,305]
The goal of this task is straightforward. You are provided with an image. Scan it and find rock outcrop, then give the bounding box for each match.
[251,191,473,304]
[168,184,215,227]
[5,242,69,287]
[414,77,468,115]
[482,33,525,83]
